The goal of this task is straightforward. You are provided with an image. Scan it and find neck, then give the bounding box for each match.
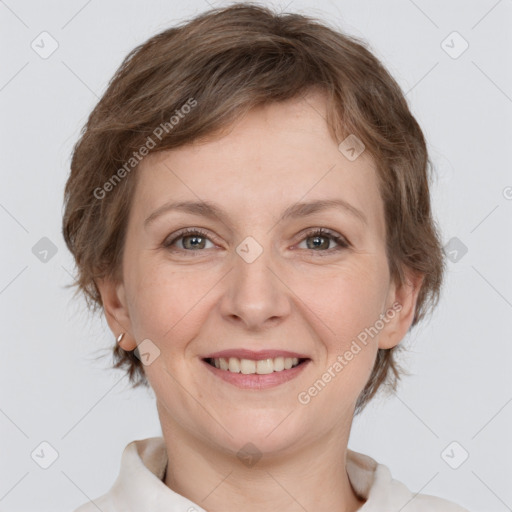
[160,417,366,512]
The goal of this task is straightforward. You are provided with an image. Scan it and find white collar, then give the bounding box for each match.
[79,436,468,511]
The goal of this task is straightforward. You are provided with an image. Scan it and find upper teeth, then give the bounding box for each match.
[210,357,300,374]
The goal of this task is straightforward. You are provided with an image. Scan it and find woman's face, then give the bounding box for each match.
[100,90,420,455]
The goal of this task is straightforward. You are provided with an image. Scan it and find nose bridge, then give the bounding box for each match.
[218,234,290,329]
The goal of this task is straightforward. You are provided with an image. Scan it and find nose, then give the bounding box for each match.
[217,239,291,331]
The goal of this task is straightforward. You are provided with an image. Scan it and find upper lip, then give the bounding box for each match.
[202,349,310,360]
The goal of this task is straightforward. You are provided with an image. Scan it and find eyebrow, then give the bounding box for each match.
[144,198,368,228]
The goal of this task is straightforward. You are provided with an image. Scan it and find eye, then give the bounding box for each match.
[162,227,350,256]
[163,228,216,252]
[296,228,349,255]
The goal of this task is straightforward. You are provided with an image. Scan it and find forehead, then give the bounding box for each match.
[132,91,385,236]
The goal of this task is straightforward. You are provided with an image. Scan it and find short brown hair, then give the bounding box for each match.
[62,2,445,414]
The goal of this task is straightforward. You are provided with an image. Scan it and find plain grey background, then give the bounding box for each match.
[1,0,511,511]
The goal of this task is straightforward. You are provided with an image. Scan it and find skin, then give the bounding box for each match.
[97,89,423,512]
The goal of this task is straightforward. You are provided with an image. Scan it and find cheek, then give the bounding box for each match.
[290,262,386,394]
[295,270,383,412]
[292,261,388,345]
[125,263,216,348]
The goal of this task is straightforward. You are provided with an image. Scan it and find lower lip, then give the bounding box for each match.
[201,359,310,389]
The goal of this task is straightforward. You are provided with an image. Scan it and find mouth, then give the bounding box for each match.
[201,355,311,390]
[203,356,309,374]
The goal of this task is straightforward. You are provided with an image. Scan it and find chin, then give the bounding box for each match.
[210,411,306,454]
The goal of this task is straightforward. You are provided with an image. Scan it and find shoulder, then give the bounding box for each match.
[71,437,170,512]
[404,492,470,511]
[72,494,116,512]
[346,449,471,511]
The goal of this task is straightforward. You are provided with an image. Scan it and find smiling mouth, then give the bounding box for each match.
[204,356,309,375]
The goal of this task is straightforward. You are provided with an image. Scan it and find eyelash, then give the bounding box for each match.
[162,227,350,256]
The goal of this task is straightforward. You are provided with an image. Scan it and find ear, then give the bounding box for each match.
[95,277,137,351]
[378,268,424,350]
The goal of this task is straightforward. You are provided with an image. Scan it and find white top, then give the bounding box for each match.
[73,437,470,511]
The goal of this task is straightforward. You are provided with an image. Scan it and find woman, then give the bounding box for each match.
[62,3,470,511]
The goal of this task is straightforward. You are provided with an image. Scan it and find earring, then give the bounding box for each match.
[116,333,125,343]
